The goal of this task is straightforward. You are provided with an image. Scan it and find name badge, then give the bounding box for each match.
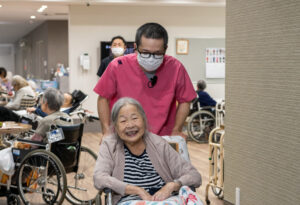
[47,128,65,143]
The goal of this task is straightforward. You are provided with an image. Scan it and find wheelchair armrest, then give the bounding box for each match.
[16,138,47,147]
[200,106,215,110]
[96,188,112,205]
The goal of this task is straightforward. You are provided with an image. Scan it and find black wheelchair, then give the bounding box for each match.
[0,123,98,205]
[187,98,216,143]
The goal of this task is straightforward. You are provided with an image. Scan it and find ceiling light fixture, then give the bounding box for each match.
[30,15,36,19]
[37,5,48,13]
[0,5,3,8]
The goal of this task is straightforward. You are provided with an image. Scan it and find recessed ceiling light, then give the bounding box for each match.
[0,5,3,8]
[37,5,48,13]
[30,16,36,19]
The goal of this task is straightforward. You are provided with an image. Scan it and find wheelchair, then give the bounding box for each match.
[0,122,98,205]
[94,135,201,205]
[205,100,225,204]
[187,98,216,143]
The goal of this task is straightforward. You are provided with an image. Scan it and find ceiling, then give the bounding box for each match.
[0,0,225,44]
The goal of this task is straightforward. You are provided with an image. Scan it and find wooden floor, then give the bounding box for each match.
[0,132,224,205]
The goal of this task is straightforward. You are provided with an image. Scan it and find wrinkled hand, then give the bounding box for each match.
[98,131,111,145]
[126,185,152,201]
[138,187,152,201]
[152,183,174,201]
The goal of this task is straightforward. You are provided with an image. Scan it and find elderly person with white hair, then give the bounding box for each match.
[30,87,73,143]
[94,97,203,205]
[4,75,35,110]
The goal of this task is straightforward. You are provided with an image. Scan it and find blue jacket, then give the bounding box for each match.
[197,91,216,107]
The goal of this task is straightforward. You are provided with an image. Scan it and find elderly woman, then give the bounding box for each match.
[196,80,216,108]
[5,75,35,110]
[30,88,73,142]
[94,97,202,205]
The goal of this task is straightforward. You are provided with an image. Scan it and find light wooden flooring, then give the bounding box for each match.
[0,132,224,205]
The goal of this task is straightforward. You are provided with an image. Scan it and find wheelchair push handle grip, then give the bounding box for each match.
[89,115,99,121]
[59,117,72,123]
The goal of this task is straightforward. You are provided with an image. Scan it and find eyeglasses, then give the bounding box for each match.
[137,50,165,59]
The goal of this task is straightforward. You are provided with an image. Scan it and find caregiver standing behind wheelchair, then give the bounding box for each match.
[94,23,196,140]
[94,97,202,205]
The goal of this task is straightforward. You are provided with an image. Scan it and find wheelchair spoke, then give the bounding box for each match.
[188,110,215,143]
[66,146,98,204]
[17,149,67,205]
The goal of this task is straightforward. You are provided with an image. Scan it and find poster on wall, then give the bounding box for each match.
[205,48,225,78]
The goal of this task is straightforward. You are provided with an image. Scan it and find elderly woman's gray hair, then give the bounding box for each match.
[111,97,148,131]
[197,80,207,91]
[43,88,64,111]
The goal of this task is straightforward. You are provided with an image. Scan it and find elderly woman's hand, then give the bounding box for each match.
[137,187,152,201]
[152,182,181,201]
[125,184,152,201]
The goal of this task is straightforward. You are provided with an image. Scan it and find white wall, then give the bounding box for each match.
[0,44,15,74]
[69,5,225,113]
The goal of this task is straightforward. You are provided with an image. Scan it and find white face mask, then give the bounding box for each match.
[137,53,164,72]
[111,47,125,57]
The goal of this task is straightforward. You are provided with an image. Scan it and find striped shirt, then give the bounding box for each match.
[119,145,165,203]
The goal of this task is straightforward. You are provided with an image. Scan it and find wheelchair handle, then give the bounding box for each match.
[89,115,99,121]
[59,117,72,123]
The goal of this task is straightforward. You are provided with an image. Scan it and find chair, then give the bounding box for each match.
[95,136,196,205]
[1,123,98,205]
[51,124,84,172]
[162,135,190,162]
[187,107,215,143]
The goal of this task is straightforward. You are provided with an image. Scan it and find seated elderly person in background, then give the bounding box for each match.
[196,80,216,108]
[27,92,74,117]
[94,97,203,205]
[29,88,73,143]
[4,75,35,110]
[0,67,12,92]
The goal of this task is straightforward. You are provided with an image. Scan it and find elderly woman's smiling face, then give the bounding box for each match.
[115,104,145,145]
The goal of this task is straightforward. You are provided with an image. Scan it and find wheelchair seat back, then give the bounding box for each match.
[57,123,83,143]
[68,90,88,114]
[51,123,84,169]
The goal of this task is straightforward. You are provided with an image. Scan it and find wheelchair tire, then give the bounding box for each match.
[65,146,98,204]
[7,194,20,205]
[187,110,215,143]
[17,149,67,205]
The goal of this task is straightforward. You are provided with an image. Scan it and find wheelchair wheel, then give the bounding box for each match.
[7,194,20,205]
[187,110,215,143]
[17,149,67,205]
[66,146,98,204]
[210,147,224,198]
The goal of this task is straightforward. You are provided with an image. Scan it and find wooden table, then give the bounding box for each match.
[0,122,32,148]
[0,121,32,134]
